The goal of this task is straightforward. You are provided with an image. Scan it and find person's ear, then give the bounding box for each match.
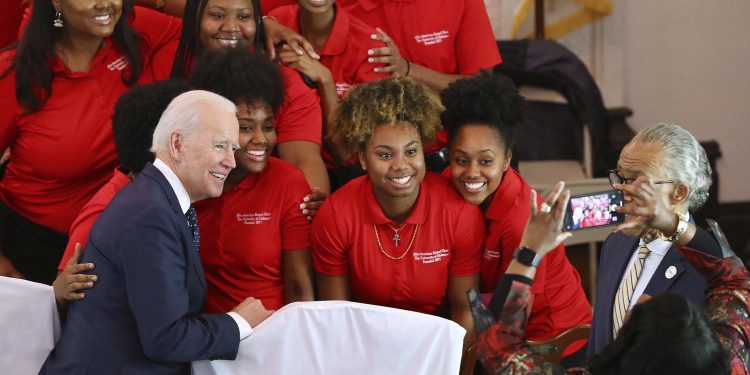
[51,0,61,12]
[670,183,690,206]
[503,149,513,172]
[358,150,367,171]
[169,132,184,160]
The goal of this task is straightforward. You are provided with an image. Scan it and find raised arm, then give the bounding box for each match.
[476,182,571,374]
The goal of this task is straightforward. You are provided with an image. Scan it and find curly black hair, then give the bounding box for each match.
[112,78,194,174]
[190,48,285,113]
[440,71,524,150]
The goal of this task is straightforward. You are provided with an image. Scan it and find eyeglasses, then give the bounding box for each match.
[607,169,675,189]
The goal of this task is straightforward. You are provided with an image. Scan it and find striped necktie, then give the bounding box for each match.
[185,206,200,252]
[612,244,650,337]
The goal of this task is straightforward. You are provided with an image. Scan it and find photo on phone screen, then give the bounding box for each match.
[563,190,625,231]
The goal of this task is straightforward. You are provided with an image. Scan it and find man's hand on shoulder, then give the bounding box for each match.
[232,297,274,328]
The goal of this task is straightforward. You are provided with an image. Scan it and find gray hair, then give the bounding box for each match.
[150,90,237,153]
[632,123,712,211]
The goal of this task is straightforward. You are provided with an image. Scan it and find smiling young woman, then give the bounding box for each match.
[149,0,330,195]
[311,77,485,374]
[440,72,592,365]
[190,48,314,312]
[0,0,182,284]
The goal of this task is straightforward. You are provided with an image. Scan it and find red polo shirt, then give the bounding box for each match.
[312,172,484,315]
[195,157,311,312]
[0,7,181,234]
[149,42,323,146]
[338,0,500,153]
[451,167,592,355]
[339,0,501,75]
[269,4,387,98]
[58,169,131,270]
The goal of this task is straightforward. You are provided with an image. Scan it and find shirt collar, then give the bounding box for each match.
[51,38,114,75]
[485,167,523,222]
[319,4,350,56]
[357,0,412,11]
[641,212,691,256]
[364,175,429,225]
[153,158,191,214]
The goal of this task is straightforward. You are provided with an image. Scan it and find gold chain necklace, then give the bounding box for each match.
[374,223,419,260]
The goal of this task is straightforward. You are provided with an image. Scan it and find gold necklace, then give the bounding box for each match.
[374,224,418,260]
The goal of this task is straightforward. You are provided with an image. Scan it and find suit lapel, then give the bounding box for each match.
[141,164,207,291]
[643,244,685,296]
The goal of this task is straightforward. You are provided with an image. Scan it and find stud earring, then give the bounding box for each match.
[53,11,64,28]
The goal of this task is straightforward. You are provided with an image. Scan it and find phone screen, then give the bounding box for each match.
[563,190,624,231]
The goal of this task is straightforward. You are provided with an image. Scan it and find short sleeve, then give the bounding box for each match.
[275,67,323,145]
[58,204,104,270]
[310,200,349,275]
[281,167,312,251]
[131,6,183,56]
[454,0,501,75]
[449,202,485,276]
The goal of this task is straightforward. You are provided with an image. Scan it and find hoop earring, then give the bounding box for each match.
[53,11,64,28]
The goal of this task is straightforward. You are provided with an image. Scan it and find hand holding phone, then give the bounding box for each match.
[563,190,624,231]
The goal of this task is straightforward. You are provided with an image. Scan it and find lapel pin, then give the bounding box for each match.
[665,266,677,279]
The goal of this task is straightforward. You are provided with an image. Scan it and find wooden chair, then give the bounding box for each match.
[526,323,591,363]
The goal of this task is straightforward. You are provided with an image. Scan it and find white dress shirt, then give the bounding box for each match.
[152,158,252,340]
[618,213,690,310]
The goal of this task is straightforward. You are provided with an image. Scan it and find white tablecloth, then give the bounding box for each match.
[193,301,466,375]
[0,277,60,375]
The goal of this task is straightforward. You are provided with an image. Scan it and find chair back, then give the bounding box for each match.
[526,323,591,363]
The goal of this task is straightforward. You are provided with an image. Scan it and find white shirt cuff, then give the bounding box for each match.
[226,312,253,340]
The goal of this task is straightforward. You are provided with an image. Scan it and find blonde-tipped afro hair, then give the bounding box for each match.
[330,77,444,151]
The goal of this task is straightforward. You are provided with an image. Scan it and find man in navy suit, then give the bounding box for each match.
[41,90,273,374]
[587,123,712,357]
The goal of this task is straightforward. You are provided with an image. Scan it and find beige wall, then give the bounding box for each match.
[488,0,750,203]
[616,0,750,203]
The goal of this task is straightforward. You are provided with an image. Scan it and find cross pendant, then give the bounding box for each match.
[393,233,401,247]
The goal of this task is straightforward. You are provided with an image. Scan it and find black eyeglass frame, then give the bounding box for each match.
[607,169,676,190]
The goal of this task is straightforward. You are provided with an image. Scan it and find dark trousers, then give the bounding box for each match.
[0,200,67,285]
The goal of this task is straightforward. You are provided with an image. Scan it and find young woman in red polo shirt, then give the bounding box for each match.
[0,0,182,284]
[152,0,330,195]
[311,77,484,374]
[191,48,314,312]
[440,72,592,365]
[269,0,386,166]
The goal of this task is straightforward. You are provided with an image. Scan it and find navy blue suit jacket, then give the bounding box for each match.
[587,230,706,358]
[41,164,239,374]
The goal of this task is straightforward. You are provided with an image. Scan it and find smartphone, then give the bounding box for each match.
[563,190,624,231]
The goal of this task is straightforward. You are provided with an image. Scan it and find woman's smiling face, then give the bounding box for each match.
[450,124,511,205]
[199,0,256,51]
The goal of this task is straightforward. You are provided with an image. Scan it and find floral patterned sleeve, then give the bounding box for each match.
[678,245,750,374]
[475,281,572,374]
